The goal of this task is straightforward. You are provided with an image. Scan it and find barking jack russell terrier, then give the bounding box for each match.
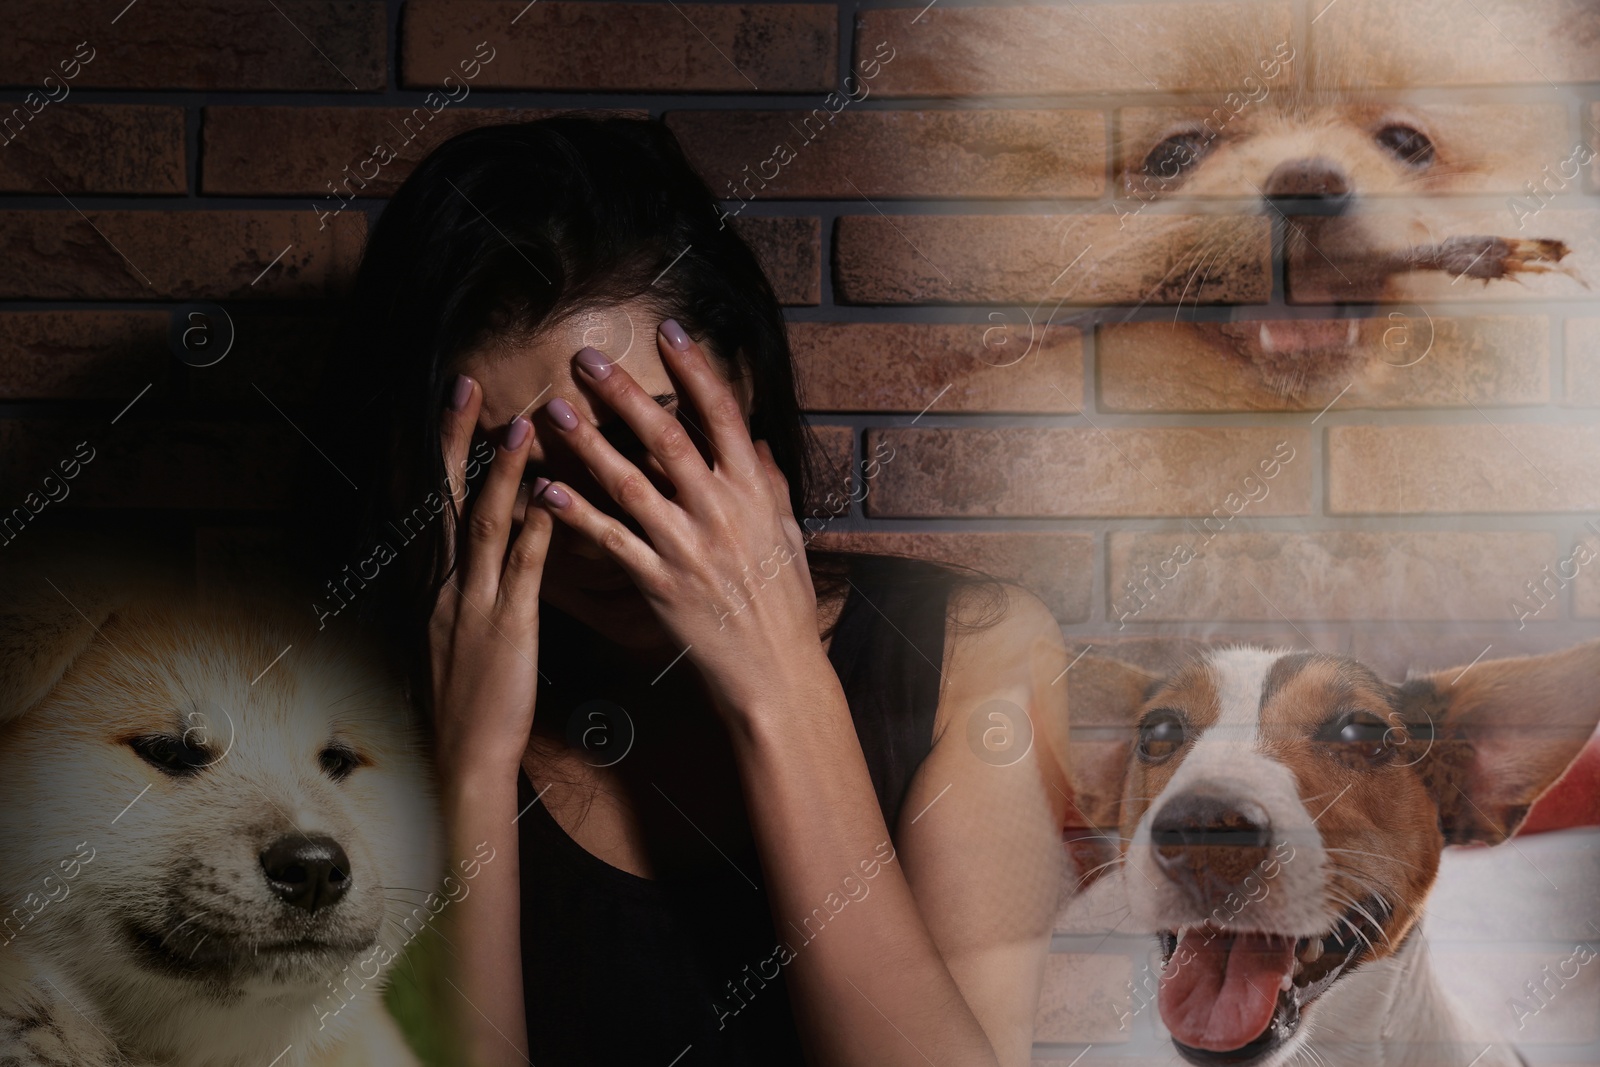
[1072,641,1600,1067]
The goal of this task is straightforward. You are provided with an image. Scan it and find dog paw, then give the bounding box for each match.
[0,992,126,1066]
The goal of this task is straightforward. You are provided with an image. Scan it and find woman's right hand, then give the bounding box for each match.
[428,374,553,790]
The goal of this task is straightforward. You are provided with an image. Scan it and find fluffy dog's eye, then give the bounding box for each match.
[1141,133,1209,182]
[128,734,212,777]
[1137,710,1187,763]
[1316,710,1392,761]
[319,745,363,782]
[1375,124,1434,167]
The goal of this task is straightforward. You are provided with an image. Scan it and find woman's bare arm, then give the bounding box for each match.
[428,374,549,1067]
[436,775,527,1067]
[729,586,1070,1067]
[896,588,1074,1064]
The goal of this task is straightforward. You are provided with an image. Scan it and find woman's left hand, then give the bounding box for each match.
[532,319,834,724]
[537,324,1038,1067]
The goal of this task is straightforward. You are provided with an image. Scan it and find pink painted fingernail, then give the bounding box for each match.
[546,397,579,430]
[576,346,613,380]
[529,476,551,496]
[504,416,531,450]
[660,319,691,351]
[449,374,473,411]
[539,482,571,509]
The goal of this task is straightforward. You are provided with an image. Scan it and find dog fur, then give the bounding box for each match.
[1109,14,1590,401]
[0,569,441,1067]
[918,3,1592,402]
[1071,640,1600,1067]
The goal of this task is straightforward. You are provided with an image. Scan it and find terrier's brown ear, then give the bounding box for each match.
[1065,655,1158,830]
[1405,639,1600,845]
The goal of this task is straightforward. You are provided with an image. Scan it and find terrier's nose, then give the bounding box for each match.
[1151,793,1273,902]
[260,835,352,913]
[1262,157,1352,211]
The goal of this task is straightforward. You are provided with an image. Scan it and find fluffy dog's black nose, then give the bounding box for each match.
[1263,157,1352,212]
[1151,793,1273,901]
[260,835,352,913]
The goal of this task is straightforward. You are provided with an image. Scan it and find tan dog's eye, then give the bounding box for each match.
[128,734,212,778]
[1375,124,1435,167]
[1141,133,1209,182]
[318,744,364,782]
[1137,709,1187,763]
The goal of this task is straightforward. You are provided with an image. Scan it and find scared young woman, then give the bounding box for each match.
[320,115,1074,1067]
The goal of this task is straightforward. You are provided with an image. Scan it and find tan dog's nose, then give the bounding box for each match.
[260,835,353,914]
[1151,793,1273,904]
[1263,157,1352,209]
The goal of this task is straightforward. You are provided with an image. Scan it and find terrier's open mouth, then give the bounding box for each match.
[1155,896,1391,1065]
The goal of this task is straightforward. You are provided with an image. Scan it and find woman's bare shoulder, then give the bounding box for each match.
[943,580,1066,674]
[936,580,1073,783]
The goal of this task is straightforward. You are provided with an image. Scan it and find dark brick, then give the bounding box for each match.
[0,311,170,401]
[0,105,186,194]
[669,109,1104,200]
[734,216,820,306]
[811,530,1094,622]
[0,211,366,300]
[804,423,855,518]
[834,215,1271,305]
[402,2,836,92]
[201,106,644,196]
[0,2,386,91]
[864,427,1311,518]
[0,420,300,512]
[790,322,1083,413]
[189,312,340,406]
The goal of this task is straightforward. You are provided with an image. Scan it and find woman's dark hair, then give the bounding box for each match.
[309,114,1001,833]
[313,114,807,628]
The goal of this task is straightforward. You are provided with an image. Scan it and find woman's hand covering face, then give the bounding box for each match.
[530,319,830,721]
[429,375,552,781]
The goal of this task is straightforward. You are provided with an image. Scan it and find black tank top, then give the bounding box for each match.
[517,556,956,1066]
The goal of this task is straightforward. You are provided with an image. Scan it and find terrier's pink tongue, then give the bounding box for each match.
[1158,932,1296,1052]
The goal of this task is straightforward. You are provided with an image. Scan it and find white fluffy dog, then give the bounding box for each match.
[0,568,442,1066]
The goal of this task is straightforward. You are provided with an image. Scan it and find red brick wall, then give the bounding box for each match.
[3,0,1599,1058]
[6,0,1594,645]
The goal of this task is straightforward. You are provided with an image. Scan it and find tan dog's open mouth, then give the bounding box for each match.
[1202,232,1579,397]
[1194,314,1372,399]
[1155,895,1391,1065]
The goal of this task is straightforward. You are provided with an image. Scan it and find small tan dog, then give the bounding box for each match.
[1110,20,1588,400]
[0,566,441,1067]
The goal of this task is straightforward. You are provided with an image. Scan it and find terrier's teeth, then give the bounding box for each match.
[1300,939,1324,964]
[1260,323,1276,354]
[1280,971,1294,992]
[1346,319,1359,346]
